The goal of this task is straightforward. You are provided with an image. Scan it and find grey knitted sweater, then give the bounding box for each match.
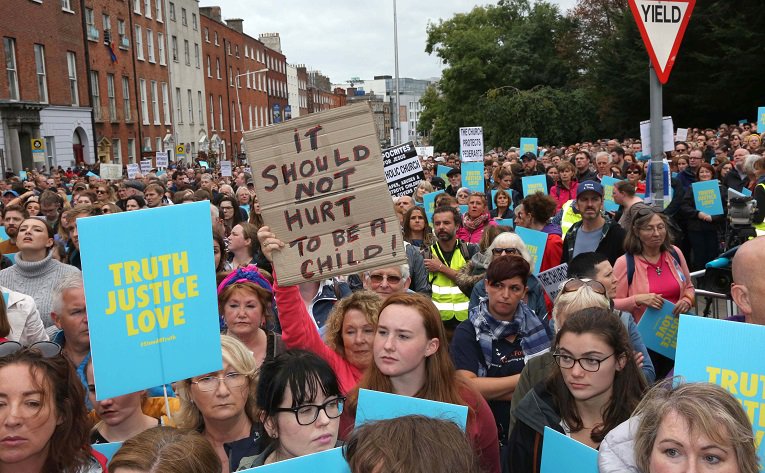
[0,252,81,327]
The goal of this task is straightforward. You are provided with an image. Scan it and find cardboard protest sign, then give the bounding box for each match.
[640,116,674,155]
[243,102,406,285]
[537,263,569,302]
[140,159,152,174]
[126,163,139,179]
[382,141,424,197]
[238,447,349,473]
[522,175,548,197]
[356,389,468,431]
[99,164,123,180]
[461,161,484,193]
[520,137,538,156]
[541,427,598,473]
[637,299,679,359]
[600,176,621,213]
[78,201,222,399]
[220,160,233,177]
[674,315,765,458]
[676,127,689,142]
[459,127,483,162]
[155,151,169,168]
[515,226,548,274]
[415,145,434,157]
[759,107,765,134]
[692,180,723,216]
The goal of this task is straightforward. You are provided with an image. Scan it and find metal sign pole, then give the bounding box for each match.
[649,62,664,210]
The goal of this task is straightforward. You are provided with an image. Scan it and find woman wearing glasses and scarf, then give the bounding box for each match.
[450,255,552,445]
[506,308,646,473]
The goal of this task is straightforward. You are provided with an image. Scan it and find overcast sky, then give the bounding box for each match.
[209,0,578,84]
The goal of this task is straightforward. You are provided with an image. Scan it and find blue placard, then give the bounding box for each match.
[600,176,621,213]
[239,447,349,473]
[0,226,8,242]
[495,218,514,229]
[520,137,539,156]
[541,427,598,473]
[19,170,27,181]
[759,107,765,134]
[240,204,250,215]
[86,171,98,177]
[460,161,484,193]
[199,160,209,168]
[636,299,678,360]
[156,170,166,177]
[514,226,547,274]
[437,165,451,182]
[355,388,468,431]
[422,191,439,226]
[459,205,468,216]
[78,201,222,400]
[742,187,753,197]
[4,253,15,264]
[674,315,765,463]
[521,175,548,197]
[739,119,748,125]
[91,442,123,462]
[691,180,723,216]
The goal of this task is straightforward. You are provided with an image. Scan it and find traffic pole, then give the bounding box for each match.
[649,61,664,210]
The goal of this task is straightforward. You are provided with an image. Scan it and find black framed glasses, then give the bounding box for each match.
[561,278,606,296]
[273,397,345,426]
[492,247,520,256]
[191,372,247,392]
[552,352,614,372]
[368,273,402,285]
[0,341,62,358]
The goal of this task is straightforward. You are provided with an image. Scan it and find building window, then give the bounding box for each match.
[181,8,187,25]
[134,0,141,14]
[204,28,209,43]
[171,36,178,62]
[214,32,218,45]
[85,8,98,41]
[112,138,121,163]
[216,58,220,79]
[229,66,233,86]
[209,94,215,130]
[175,87,182,124]
[135,26,144,60]
[194,43,200,68]
[150,80,159,125]
[231,102,236,132]
[61,0,72,11]
[146,29,155,63]
[157,32,165,65]
[198,90,203,123]
[106,73,116,121]
[235,45,239,58]
[161,82,170,125]
[218,95,224,130]
[144,0,151,18]
[192,13,197,30]
[236,68,240,88]
[102,14,111,44]
[187,89,194,124]
[127,138,135,163]
[248,105,252,130]
[139,79,148,124]
[33,44,48,103]
[67,52,78,106]
[118,20,129,49]
[244,45,248,58]
[156,0,162,22]
[156,137,161,152]
[168,2,175,21]
[90,71,101,121]
[183,39,189,66]
[206,55,211,77]
[122,76,130,121]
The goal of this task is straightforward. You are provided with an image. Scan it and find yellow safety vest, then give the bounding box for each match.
[560,200,582,238]
[755,184,765,232]
[430,243,470,322]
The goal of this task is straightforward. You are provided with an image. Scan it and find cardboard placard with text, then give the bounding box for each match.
[243,103,406,286]
[99,164,123,180]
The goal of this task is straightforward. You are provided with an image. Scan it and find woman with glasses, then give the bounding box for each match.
[257,226,382,394]
[217,266,283,366]
[679,163,726,271]
[625,164,647,196]
[456,187,471,206]
[218,195,243,238]
[95,185,116,204]
[402,206,435,250]
[175,335,259,473]
[99,203,121,215]
[506,308,646,473]
[0,341,107,472]
[343,293,501,473]
[236,350,344,468]
[450,255,551,444]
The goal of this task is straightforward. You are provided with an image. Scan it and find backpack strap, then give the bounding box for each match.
[626,253,635,287]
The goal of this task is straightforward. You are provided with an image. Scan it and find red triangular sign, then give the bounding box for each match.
[628,0,695,84]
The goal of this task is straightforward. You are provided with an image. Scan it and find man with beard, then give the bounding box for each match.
[0,205,27,255]
[561,181,626,265]
[422,206,479,335]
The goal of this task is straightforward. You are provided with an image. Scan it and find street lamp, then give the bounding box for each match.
[235,68,269,136]
[393,0,401,146]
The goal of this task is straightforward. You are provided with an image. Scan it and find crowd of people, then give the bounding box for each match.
[0,120,763,473]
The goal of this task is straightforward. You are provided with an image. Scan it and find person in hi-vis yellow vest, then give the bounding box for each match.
[422,206,479,337]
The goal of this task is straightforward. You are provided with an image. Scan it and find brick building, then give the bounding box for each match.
[259,33,288,126]
[0,0,93,172]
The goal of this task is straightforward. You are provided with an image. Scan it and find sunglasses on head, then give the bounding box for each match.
[561,278,607,296]
[635,207,656,219]
[0,341,62,358]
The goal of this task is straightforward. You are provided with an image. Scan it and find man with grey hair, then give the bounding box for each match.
[363,264,411,300]
[723,147,750,192]
[50,273,91,403]
[210,203,225,236]
[594,151,612,181]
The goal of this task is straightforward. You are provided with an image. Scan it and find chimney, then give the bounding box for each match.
[226,18,244,33]
[199,6,222,22]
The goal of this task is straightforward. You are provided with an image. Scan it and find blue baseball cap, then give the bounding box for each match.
[576,180,603,197]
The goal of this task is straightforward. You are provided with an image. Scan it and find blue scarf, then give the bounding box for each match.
[468,298,551,377]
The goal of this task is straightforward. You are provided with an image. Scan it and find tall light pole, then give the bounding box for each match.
[235,68,269,137]
[393,0,400,146]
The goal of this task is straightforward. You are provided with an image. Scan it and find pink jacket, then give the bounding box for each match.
[274,279,362,394]
[613,245,695,322]
[456,217,497,244]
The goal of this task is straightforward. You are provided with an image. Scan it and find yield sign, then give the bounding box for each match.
[628,0,695,84]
